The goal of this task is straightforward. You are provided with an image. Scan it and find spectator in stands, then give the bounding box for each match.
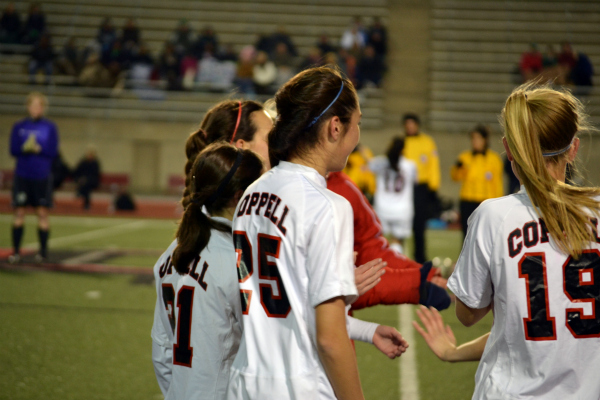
[338,47,357,84]
[558,41,577,71]
[252,50,276,94]
[97,17,116,56]
[571,51,594,94]
[0,3,21,45]
[22,3,45,45]
[79,52,112,87]
[158,41,181,90]
[299,46,323,71]
[218,43,238,62]
[121,18,140,47]
[340,21,366,53]
[542,44,558,68]
[270,26,297,57]
[193,25,218,59]
[74,146,101,210]
[9,92,59,263]
[235,45,255,95]
[356,45,385,88]
[171,19,195,57]
[130,42,154,87]
[368,16,387,57]
[56,37,80,77]
[272,42,295,86]
[102,39,133,85]
[28,33,54,84]
[179,49,197,90]
[255,32,272,55]
[316,33,335,56]
[519,43,542,82]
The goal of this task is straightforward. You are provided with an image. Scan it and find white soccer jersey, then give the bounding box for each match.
[448,187,600,400]
[151,239,180,396]
[369,156,417,222]
[166,217,243,400]
[228,161,358,400]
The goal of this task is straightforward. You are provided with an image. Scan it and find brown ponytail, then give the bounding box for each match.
[268,66,358,167]
[172,143,264,274]
[502,83,600,258]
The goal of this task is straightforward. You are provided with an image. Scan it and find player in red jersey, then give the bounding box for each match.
[327,170,449,311]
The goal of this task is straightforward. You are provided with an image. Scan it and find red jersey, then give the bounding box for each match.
[327,171,421,309]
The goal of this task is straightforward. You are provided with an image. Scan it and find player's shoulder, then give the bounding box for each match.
[12,118,28,129]
[475,193,527,224]
[153,239,177,273]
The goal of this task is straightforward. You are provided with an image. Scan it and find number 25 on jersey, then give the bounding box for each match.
[234,231,291,318]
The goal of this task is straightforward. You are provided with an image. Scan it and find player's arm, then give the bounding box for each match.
[455,297,491,327]
[347,315,409,359]
[316,297,365,400]
[413,305,488,362]
[450,153,467,182]
[40,123,59,158]
[9,125,24,156]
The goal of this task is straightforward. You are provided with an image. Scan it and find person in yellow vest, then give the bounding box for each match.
[402,113,440,263]
[451,125,503,239]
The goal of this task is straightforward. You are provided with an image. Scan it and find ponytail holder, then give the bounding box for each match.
[204,151,244,207]
[305,81,344,131]
[230,101,243,144]
[542,140,573,157]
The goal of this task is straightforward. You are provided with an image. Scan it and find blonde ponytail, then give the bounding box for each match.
[502,83,600,258]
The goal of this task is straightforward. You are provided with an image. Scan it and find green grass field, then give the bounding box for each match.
[0,214,492,400]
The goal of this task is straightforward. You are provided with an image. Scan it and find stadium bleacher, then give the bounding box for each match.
[0,0,387,128]
[429,0,600,134]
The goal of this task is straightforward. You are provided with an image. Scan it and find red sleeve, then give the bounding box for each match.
[327,172,422,309]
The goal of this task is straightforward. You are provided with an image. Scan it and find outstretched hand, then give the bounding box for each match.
[354,257,386,296]
[412,306,456,361]
[372,325,409,359]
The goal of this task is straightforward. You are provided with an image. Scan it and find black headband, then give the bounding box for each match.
[203,151,244,208]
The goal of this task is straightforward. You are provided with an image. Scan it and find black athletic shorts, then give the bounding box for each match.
[12,174,54,208]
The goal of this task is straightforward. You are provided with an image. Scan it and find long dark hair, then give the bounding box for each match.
[268,66,358,167]
[172,143,263,274]
[386,136,405,172]
[181,100,265,208]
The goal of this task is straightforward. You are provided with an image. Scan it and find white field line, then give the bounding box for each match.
[23,220,148,250]
[399,304,419,400]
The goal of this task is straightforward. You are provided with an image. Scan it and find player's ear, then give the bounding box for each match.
[234,139,249,150]
[502,137,514,162]
[327,116,342,143]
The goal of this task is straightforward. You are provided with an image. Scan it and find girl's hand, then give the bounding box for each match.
[412,306,457,361]
[372,325,408,359]
[354,258,386,296]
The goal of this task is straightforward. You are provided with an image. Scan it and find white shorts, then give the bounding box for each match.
[380,218,412,239]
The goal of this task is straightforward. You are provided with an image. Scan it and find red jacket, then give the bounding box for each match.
[327,171,422,309]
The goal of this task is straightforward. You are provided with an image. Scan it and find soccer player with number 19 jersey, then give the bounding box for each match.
[448,84,600,399]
